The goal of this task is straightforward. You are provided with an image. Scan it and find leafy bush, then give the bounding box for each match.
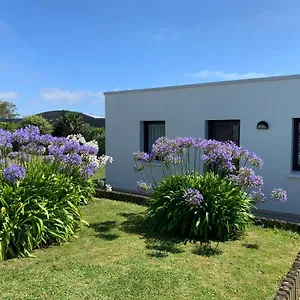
[0,126,112,261]
[0,162,84,260]
[147,172,253,242]
[134,137,287,242]
[18,115,53,134]
[0,122,18,132]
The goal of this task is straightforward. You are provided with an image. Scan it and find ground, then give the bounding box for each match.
[0,199,299,300]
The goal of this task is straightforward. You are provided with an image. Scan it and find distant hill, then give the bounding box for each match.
[38,110,105,128]
[0,110,105,128]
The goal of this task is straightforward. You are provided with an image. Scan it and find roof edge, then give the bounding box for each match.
[104,74,300,96]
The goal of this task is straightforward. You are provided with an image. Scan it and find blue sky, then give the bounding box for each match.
[0,1,300,117]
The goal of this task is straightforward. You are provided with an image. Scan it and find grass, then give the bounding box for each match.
[91,167,105,180]
[0,199,299,300]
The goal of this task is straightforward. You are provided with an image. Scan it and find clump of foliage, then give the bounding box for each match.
[18,115,53,134]
[0,126,112,261]
[134,137,287,242]
[0,121,18,132]
[0,100,18,119]
[148,172,252,241]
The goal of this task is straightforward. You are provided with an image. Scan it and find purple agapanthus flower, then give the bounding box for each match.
[3,164,26,183]
[133,151,155,163]
[78,144,98,156]
[270,188,287,202]
[62,154,83,166]
[136,181,152,192]
[80,163,99,178]
[134,163,145,172]
[250,189,265,203]
[183,188,204,206]
[201,142,236,172]
[39,134,54,146]
[12,125,40,144]
[0,129,13,150]
[229,167,263,188]
[48,145,64,157]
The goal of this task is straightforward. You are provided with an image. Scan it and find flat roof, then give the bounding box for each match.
[104,74,300,95]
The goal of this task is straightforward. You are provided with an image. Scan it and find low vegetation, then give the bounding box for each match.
[134,137,287,243]
[0,126,111,261]
[0,199,298,300]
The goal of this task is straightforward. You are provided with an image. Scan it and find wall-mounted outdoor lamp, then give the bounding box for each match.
[257,121,269,130]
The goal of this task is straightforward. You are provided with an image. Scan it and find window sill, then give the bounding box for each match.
[287,172,300,179]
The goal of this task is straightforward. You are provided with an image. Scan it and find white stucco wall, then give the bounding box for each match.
[105,76,300,214]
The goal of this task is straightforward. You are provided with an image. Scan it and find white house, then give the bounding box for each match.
[104,74,300,218]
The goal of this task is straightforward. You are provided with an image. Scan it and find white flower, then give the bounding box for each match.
[105,184,112,192]
[67,133,86,144]
[99,155,113,165]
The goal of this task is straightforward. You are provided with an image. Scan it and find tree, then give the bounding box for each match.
[53,111,85,137]
[19,115,53,134]
[0,100,18,119]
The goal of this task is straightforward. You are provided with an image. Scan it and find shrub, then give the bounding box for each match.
[0,121,18,132]
[0,126,112,261]
[18,115,53,134]
[134,137,287,241]
[0,163,83,260]
[148,172,253,241]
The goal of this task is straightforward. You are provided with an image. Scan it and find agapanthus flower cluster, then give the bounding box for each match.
[133,136,287,205]
[183,188,204,206]
[270,188,288,203]
[136,181,152,193]
[249,189,265,203]
[229,167,263,188]
[0,129,13,150]
[3,164,26,183]
[0,126,113,184]
[67,134,99,154]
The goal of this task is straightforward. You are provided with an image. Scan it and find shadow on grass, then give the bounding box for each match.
[147,251,169,258]
[90,221,119,240]
[192,244,222,257]
[119,212,184,257]
[242,243,259,250]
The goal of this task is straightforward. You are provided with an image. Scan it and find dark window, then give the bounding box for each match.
[208,120,241,174]
[208,120,240,146]
[293,119,300,170]
[144,121,165,153]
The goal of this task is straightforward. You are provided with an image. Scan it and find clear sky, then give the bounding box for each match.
[0,0,300,117]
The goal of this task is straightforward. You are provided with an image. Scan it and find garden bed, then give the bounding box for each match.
[0,198,299,300]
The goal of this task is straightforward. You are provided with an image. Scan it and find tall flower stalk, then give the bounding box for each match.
[133,136,287,204]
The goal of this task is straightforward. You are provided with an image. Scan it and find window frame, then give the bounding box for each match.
[293,118,300,171]
[143,121,165,154]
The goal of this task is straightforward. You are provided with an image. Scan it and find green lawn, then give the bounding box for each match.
[0,199,299,300]
[92,167,105,180]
